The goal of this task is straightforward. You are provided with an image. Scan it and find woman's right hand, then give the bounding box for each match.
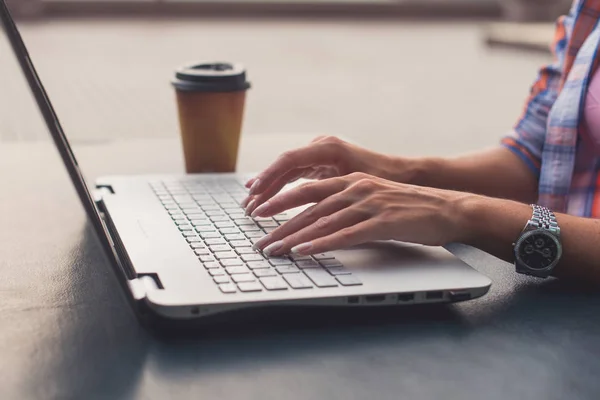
[242,136,405,215]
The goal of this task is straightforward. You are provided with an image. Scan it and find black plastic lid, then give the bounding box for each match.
[172,62,251,92]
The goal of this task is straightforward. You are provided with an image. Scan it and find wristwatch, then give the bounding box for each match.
[513,204,562,278]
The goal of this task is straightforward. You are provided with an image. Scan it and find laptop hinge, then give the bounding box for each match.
[127,276,160,301]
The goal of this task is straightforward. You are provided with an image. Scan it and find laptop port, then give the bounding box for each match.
[449,291,471,302]
[347,296,360,304]
[365,295,386,303]
[425,291,444,300]
[397,293,415,302]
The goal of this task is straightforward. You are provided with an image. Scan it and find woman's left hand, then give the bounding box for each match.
[250,172,476,257]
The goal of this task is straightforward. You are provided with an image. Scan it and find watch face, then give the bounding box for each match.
[518,232,559,270]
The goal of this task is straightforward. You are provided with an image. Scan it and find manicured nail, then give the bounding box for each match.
[245,199,256,216]
[251,201,270,218]
[263,240,284,256]
[240,196,252,208]
[249,179,261,195]
[252,234,271,250]
[291,242,313,255]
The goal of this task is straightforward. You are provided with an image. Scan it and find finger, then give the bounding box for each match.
[244,167,306,216]
[263,206,369,257]
[290,219,382,256]
[247,144,339,196]
[251,177,348,219]
[245,177,257,189]
[253,187,352,253]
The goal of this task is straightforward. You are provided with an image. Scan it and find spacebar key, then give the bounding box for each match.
[304,269,338,288]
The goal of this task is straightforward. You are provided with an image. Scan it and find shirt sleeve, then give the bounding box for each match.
[501,12,571,178]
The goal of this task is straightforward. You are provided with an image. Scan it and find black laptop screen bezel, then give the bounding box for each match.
[0,1,121,270]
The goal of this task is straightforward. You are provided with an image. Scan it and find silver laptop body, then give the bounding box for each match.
[1,1,491,324]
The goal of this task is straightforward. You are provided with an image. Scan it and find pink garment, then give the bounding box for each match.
[583,68,600,154]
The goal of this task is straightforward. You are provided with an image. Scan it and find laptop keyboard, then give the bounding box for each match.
[149,178,362,294]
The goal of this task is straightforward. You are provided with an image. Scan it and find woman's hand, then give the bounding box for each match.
[250,172,475,257]
[242,136,407,214]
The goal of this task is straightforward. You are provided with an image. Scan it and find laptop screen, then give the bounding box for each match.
[0,1,121,270]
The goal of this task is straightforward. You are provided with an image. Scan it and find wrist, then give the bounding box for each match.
[452,194,532,254]
[384,156,444,185]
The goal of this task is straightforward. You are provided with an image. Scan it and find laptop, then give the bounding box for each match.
[0,1,491,328]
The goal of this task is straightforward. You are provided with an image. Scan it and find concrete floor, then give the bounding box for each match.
[0,18,551,157]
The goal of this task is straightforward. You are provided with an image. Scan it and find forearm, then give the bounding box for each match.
[392,147,538,204]
[457,195,600,285]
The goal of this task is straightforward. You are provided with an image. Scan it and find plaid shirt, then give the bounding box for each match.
[501,0,600,217]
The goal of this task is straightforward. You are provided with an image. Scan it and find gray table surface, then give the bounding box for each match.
[1,135,599,400]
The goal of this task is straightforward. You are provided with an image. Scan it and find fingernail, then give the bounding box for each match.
[291,242,313,255]
[252,234,271,250]
[263,240,284,256]
[251,201,270,218]
[245,199,256,216]
[249,179,261,195]
[240,196,252,208]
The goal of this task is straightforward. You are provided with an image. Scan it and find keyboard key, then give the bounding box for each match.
[245,231,264,238]
[214,275,231,284]
[187,237,203,243]
[274,214,291,222]
[215,251,238,259]
[179,226,193,232]
[190,242,207,249]
[230,240,252,248]
[227,212,246,219]
[219,283,237,293]
[225,266,251,275]
[254,217,275,223]
[209,269,226,277]
[232,273,256,283]
[276,265,300,274]
[220,258,244,267]
[201,205,221,211]
[290,254,312,261]
[327,267,351,275]
[264,228,278,234]
[254,268,277,278]
[191,219,211,227]
[237,281,263,292]
[200,232,220,239]
[247,261,271,270]
[194,248,210,256]
[320,259,343,268]
[296,260,320,269]
[182,231,197,237]
[336,275,362,286]
[204,262,222,269]
[240,225,261,232]
[214,221,234,228]
[220,228,242,235]
[269,258,293,266]
[209,244,232,252]
[260,276,288,291]
[205,238,226,245]
[304,269,338,288]
[314,252,336,260]
[210,216,230,222]
[206,210,225,217]
[196,226,217,233]
[259,221,279,228]
[242,254,265,262]
[220,202,238,209]
[200,255,216,262]
[283,273,313,289]
[225,234,246,241]
[236,247,257,255]
[233,217,255,226]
